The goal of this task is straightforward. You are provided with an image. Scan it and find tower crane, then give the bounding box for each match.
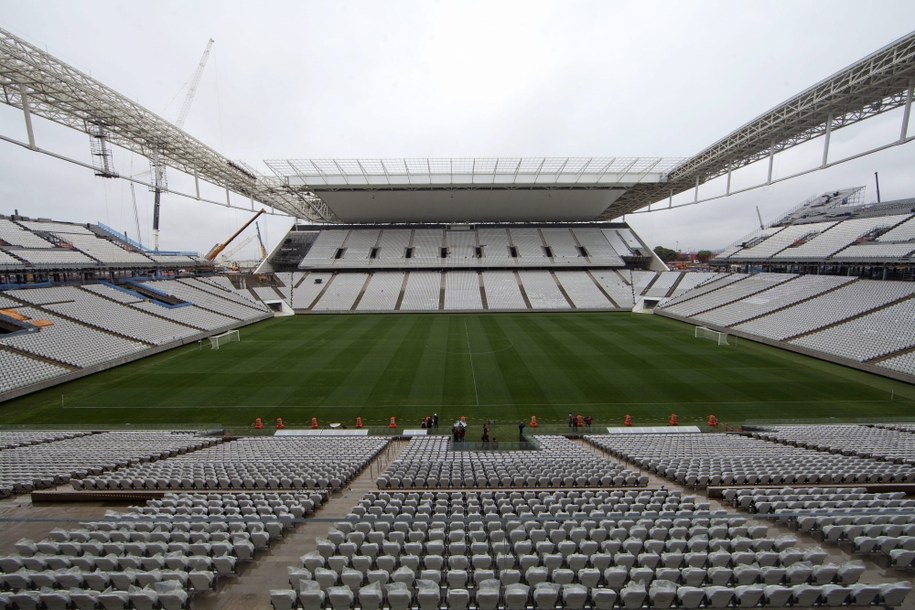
[150,38,214,252]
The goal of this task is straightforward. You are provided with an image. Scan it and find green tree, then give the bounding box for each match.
[696,250,713,263]
[653,246,678,262]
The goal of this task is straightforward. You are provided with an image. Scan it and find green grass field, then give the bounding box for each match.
[2,313,913,430]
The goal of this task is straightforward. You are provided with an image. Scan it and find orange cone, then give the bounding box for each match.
[356,417,363,429]
[707,414,718,428]
[254,417,263,430]
[576,415,584,428]
[624,414,633,427]
[529,415,538,428]
[668,413,678,426]
[310,417,318,429]
[276,417,285,430]
[388,416,397,429]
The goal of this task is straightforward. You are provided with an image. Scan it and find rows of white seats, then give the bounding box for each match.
[18,220,94,235]
[556,271,613,309]
[0,349,70,396]
[878,216,915,242]
[15,286,196,346]
[398,272,441,311]
[142,279,267,321]
[444,272,483,310]
[291,273,333,309]
[78,437,389,491]
[729,223,835,260]
[377,436,645,489]
[590,271,638,309]
[790,297,915,361]
[878,350,915,376]
[131,299,236,332]
[271,487,910,610]
[658,275,747,310]
[645,272,681,298]
[0,432,216,497]
[0,431,90,451]
[773,215,912,260]
[482,271,526,310]
[356,272,404,311]
[62,281,238,332]
[0,219,53,248]
[748,424,915,465]
[518,272,570,310]
[724,487,915,569]
[0,251,23,267]
[661,274,794,319]
[689,275,855,328]
[0,490,326,610]
[183,277,270,312]
[669,273,720,298]
[253,286,283,301]
[57,233,151,266]
[733,279,915,341]
[312,273,368,311]
[6,248,95,265]
[296,227,636,268]
[0,307,147,368]
[833,242,915,259]
[573,228,624,266]
[586,433,915,487]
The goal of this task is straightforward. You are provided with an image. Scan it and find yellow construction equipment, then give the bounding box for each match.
[205,209,266,261]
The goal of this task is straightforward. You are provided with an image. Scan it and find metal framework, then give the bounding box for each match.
[608,29,915,218]
[265,157,681,188]
[1,25,914,224]
[0,27,337,222]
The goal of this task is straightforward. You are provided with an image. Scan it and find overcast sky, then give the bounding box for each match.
[1,1,914,258]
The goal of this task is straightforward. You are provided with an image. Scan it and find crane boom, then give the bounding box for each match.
[205,209,266,261]
[151,38,214,252]
[175,38,214,128]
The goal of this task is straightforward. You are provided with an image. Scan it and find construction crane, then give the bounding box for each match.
[255,221,268,260]
[150,38,215,252]
[205,209,266,261]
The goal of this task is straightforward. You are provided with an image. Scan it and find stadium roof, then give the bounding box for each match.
[1,27,914,223]
[263,157,682,223]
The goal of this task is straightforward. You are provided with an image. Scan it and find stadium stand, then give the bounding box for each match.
[0,350,70,394]
[0,489,328,607]
[586,433,915,487]
[747,424,915,466]
[518,271,570,310]
[555,271,614,309]
[399,271,442,311]
[312,273,369,311]
[77,437,389,491]
[444,271,484,310]
[723,486,915,570]
[376,436,646,489]
[269,484,912,610]
[481,271,527,310]
[0,431,216,497]
[356,272,405,311]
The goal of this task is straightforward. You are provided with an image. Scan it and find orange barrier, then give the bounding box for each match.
[529,415,538,428]
[310,417,318,429]
[624,414,632,427]
[388,416,397,429]
[707,414,718,428]
[254,417,263,430]
[276,417,285,430]
[356,417,363,429]
[668,413,678,426]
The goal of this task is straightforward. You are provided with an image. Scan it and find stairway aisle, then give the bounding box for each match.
[193,439,407,610]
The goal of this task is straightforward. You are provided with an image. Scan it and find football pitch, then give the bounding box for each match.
[2,313,913,428]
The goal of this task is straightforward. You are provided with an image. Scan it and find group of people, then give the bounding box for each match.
[419,414,439,429]
[568,413,593,430]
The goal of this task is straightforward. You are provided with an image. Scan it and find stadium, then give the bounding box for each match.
[0,6,915,610]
